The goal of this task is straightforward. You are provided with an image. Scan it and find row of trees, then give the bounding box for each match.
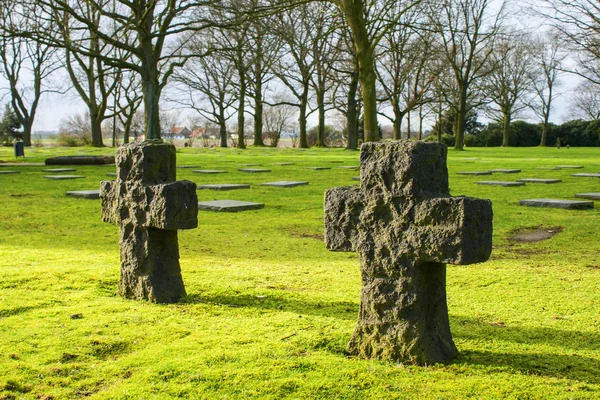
[2,0,600,150]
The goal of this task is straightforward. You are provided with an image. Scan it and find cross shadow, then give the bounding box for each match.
[183,292,357,321]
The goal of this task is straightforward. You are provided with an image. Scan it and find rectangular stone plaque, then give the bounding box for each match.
[488,169,521,174]
[305,167,331,170]
[42,168,76,173]
[572,173,600,178]
[0,171,20,175]
[106,172,117,177]
[516,178,562,184]
[43,175,85,180]
[238,168,271,173]
[260,181,308,188]
[197,200,264,212]
[273,162,294,166]
[176,165,200,168]
[574,193,600,200]
[519,198,593,209]
[193,170,228,174]
[66,190,100,199]
[477,181,525,187]
[336,166,360,170]
[557,165,584,169]
[197,184,250,191]
[457,171,492,175]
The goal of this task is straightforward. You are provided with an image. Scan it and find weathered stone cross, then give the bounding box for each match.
[101,141,198,303]
[324,140,493,365]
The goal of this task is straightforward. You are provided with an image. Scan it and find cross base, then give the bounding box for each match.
[348,261,458,365]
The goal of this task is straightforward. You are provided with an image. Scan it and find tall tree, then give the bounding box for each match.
[430,0,505,149]
[569,81,600,120]
[0,2,62,146]
[484,33,535,147]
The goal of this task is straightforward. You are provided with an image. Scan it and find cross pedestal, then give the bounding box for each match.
[324,141,493,365]
[101,141,198,303]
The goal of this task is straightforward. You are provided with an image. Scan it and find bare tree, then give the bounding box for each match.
[263,101,295,147]
[0,3,63,146]
[569,80,600,120]
[484,32,536,146]
[529,33,564,146]
[430,0,506,149]
[113,69,143,145]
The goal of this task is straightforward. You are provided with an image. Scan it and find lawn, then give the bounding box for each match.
[1,143,599,399]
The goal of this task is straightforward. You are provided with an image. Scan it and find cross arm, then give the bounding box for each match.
[100,180,119,224]
[324,186,364,252]
[146,180,198,230]
[411,196,493,265]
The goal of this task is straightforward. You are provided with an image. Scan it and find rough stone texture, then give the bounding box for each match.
[477,181,525,187]
[456,171,492,175]
[197,184,250,191]
[66,190,100,199]
[45,155,114,165]
[516,178,562,184]
[488,169,521,174]
[519,198,594,209]
[260,181,308,188]
[324,140,493,366]
[574,193,600,200]
[42,168,76,173]
[43,175,85,180]
[572,173,600,178]
[100,141,198,303]
[197,199,264,212]
[238,168,271,173]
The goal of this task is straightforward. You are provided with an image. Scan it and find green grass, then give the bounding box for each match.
[1,144,600,399]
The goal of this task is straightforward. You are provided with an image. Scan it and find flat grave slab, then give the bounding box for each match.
[519,198,594,209]
[240,164,262,166]
[305,167,331,170]
[273,162,294,166]
[260,181,308,188]
[176,165,200,169]
[42,168,76,173]
[197,200,264,212]
[574,193,600,200]
[352,176,360,181]
[557,165,584,169]
[336,166,360,170]
[489,169,521,174]
[0,162,44,167]
[193,169,228,174]
[45,155,114,165]
[477,181,525,187]
[43,175,85,180]
[106,172,117,177]
[516,178,562,184]
[66,190,100,199]
[461,158,480,161]
[197,184,250,191]
[457,171,492,176]
[536,167,560,170]
[330,161,345,163]
[238,168,271,173]
[572,173,600,178]
[0,171,20,175]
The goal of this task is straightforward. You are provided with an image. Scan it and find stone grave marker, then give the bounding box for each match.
[240,164,262,166]
[0,171,20,175]
[516,178,562,184]
[66,190,100,199]
[273,162,295,166]
[351,176,360,181]
[43,175,85,180]
[574,193,600,200]
[519,199,593,209]
[45,155,114,165]
[176,165,200,169]
[457,171,492,176]
[42,168,76,173]
[557,165,584,169]
[238,168,271,173]
[305,167,331,170]
[197,184,250,191]
[106,172,117,177]
[101,141,198,303]
[572,173,600,178]
[197,199,264,212]
[324,141,492,365]
[260,181,308,188]
[488,169,521,174]
[477,181,525,187]
[336,166,359,170]
[193,169,227,174]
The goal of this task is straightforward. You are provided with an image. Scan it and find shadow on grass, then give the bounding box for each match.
[184,292,357,321]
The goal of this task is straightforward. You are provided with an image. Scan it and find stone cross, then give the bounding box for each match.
[101,141,198,303]
[324,140,493,365]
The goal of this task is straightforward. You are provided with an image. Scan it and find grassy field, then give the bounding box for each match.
[1,143,600,399]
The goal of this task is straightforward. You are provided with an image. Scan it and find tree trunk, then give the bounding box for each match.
[340,0,379,143]
[253,81,265,146]
[219,116,228,148]
[142,77,161,140]
[454,90,467,150]
[501,112,511,147]
[316,87,326,146]
[418,105,424,141]
[406,112,411,140]
[237,75,246,149]
[346,62,359,150]
[437,102,443,142]
[22,118,33,147]
[393,102,403,140]
[540,121,549,147]
[299,85,309,148]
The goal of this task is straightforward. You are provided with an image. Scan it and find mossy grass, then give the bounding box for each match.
[1,144,600,398]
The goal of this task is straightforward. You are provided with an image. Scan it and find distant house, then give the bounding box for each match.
[189,128,207,139]
[169,127,191,138]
